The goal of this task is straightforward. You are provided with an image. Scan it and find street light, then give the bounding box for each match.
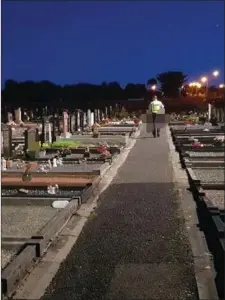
[219,84,224,88]
[201,77,208,83]
[151,85,156,90]
[213,70,219,77]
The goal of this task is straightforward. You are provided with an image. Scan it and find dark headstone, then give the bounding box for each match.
[2,125,12,158]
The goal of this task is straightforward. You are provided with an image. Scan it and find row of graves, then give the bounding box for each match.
[1,109,141,297]
[169,120,224,299]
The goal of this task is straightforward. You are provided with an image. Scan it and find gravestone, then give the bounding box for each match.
[77,110,81,129]
[46,121,52,144]
[105,106,108,118]
[80,111,84,130]
[7,112,13,123]
[41,116,47,145]
[63,111,69,137]
[83,112,87,127]
[28,129,40,151]
[71,114,76,133]
[90,112,94,126]
[2,125,12,158]
[94,109,98,123]
[15,108,22,124]
[52,114,57,142]
[87,109,91,127]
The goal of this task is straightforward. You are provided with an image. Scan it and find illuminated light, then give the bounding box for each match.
[219,84,224,88]
[213,70,219,77]
[201,77,207,83]
[151,85,156,90]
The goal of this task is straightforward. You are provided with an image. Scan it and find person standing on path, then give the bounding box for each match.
[149,95,165,137]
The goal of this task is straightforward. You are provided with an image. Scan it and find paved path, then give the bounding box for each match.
[42,128,198,300]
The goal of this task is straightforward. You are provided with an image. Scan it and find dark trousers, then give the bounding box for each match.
[152,113,160,136]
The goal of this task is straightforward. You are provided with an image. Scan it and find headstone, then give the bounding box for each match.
[57,157,63,165]
[7,112,13,123]
[63,111,69,136]
[97,109,101,123]
[71,114,76,133]
[90,112,94,126]
[45,122,52,144]
[99,110,103,122]
[53,158,57,167]
[105,107,108,118]
[80,111,84,130]
[27,129,40,152]
[2,125,12,158]
[83,112,87,126]
[77,110,81,129]
[52,114,57,142]
[48,159,52,169]
[2,157,7,170]
[87,109,91,127]
[15,108,22,124]
[94,109,98,123]
[41,117,46,145]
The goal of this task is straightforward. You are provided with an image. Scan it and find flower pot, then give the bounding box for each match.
[22,173,32,182]
[6,160,13,168]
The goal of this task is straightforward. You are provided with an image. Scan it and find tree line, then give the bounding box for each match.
[2,71,188,112]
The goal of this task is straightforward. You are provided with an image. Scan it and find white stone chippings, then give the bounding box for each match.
[1,248,18,269]
[2,206,60,238]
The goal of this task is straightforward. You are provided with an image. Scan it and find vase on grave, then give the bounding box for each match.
[6,159,13,169]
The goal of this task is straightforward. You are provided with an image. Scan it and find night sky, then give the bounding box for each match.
[2,1,224,87]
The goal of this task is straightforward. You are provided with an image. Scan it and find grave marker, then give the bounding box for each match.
[2,125,12,158]
[15,108,22,124]
[63,110,69,136]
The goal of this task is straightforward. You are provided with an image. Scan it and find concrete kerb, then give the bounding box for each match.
[2,129,140,298]
[29,199,80,257]
[166,125,219,300]
[1,246,37,296]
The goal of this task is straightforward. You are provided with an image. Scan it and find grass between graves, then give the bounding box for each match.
[41,141,81,149]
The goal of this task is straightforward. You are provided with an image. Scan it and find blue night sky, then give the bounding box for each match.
[2,1,224,87]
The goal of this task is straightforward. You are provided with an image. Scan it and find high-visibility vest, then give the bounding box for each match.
[152,103,161,113]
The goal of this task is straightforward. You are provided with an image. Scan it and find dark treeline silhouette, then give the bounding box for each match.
[2,71,188,113]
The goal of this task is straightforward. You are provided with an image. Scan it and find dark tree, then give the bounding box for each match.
[157,71,187,97]
[147,78,157,87]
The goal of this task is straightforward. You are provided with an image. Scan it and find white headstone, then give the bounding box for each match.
[48,123,52,143]
[90,112,94,126]
[87,109,91,126]
[57,157,63,165]
[48,159,52,169]
[52,158,57,167]
[15,108,22,124]
[2,158,7,170]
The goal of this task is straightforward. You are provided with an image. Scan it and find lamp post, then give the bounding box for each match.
[200,70,219,121]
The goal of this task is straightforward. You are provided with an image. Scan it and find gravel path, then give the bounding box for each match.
[42,128,198,300]
[193,168,224,183]
[2,206,60,238]
[205,190,225,210]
